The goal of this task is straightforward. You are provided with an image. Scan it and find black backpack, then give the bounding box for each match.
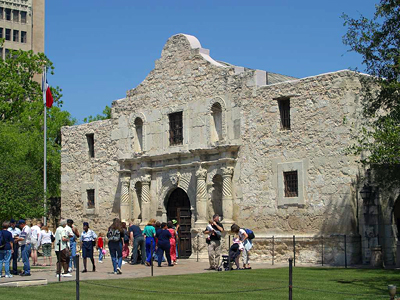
[244,228,255,240]
[107,229,120,242]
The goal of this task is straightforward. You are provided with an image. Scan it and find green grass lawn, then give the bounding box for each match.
[1,267,399,300]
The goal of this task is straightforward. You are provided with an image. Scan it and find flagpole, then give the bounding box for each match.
[43,66,47,226]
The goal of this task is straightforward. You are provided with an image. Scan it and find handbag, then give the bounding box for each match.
[51,233,55,243]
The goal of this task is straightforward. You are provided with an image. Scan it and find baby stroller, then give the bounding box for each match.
[217,243,241,271]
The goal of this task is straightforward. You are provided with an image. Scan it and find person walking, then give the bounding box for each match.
[97,233,105,263]
[39,225,53,266]
[156,222,173,267]
[167,221,177,265]
[107,218,124,274]
[143,219,156,266]
[129,220,146,265]
[67,219,80,272]
[54,220,72,277]
[204,214,224,270]
[80,222,97,273]
[30,221,42,266]
[15,220,31,276]
[7,219,21,275]
[0,221,14,278]
[230,224,252,269]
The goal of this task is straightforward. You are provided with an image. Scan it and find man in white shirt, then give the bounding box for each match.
[15,220,31,276]
[30,221,42,266]
[55,220,71,277]
[8,219,21,275]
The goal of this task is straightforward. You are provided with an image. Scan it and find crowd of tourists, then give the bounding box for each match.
[0,214,253,278]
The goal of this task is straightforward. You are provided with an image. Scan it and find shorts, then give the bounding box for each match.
[42,243,52,257]
[31,239,38,250]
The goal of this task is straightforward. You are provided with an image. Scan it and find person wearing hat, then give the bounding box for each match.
[67,219,80,272]
[8,219,21,275]
[80,222,97,272]
[15,219,31,276]
[55,219,71,277]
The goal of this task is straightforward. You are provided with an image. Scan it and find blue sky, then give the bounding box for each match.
[46,0,377,123]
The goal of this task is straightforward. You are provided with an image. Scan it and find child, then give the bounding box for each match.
[97,233,104,263]
[231,238,244,269]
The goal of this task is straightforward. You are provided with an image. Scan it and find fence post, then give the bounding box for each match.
[272,236,275,266]
[321,236,324,266]
[151,239,154,276]
[289,258,293,300]
[58,241,61,282]
[75,254,80,300]
[344,234,347,269]
[293,235,296,267]
[197,235,199,262]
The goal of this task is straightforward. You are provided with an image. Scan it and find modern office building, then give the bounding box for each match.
[0,0,44,58]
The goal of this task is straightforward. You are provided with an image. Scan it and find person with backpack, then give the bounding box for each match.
[80,222,97,273]
[231,224,254,269]
[0,221,14,278]
[107,218,124,274]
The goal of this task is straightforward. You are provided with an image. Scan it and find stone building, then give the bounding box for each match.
[62,33,397,263]
[0,0,44,59]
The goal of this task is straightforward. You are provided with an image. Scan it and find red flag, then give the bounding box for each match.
[45,83,53,108]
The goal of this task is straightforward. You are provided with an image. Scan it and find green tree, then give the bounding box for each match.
[342,0,400,165]
[0,41,75,220]
[83,105,111,123]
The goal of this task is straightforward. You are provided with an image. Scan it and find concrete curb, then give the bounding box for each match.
[0,279,48,288]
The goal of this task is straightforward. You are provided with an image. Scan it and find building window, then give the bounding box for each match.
[169,111,183,146]
[20,11,27,23]
[5,29,11,41]
[284,171,298,197]
[5,49,10,59]
[21,31,27,43]
[13,10,19,22]
[86,133,94,158]
[134,117,143,152]
[0,48,3,60]
[87,189,95,209]
[5,9,11,21]
[211,102,223,142]
[0,28,3,39]
[278,98,291,130]
[13,30,19,42]
[0,8,3,20]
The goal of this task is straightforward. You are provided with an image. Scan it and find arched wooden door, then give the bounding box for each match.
[166,188,192,258]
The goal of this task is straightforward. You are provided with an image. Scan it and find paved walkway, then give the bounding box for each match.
[0,257,290,284]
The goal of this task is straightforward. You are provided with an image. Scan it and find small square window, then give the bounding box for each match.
[13,30,19,42]
[5,9,11,21]
[21,31,27,43]
[13,10,19,22]
[284,171,298,197]
[86,133,94,158]
[5,29,11,41]
[20,11,27,24]
[169,111,183,146]
[87,189,95,209]
[278,98,291,130]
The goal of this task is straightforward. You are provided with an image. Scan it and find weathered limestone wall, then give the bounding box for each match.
[61,119,119,233]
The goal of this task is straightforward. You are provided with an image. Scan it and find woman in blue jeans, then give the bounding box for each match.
[107,218,124,274]
[143,219,156,266]
[0,221,14,278]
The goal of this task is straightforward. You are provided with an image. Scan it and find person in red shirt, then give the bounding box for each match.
[97,233,104,263]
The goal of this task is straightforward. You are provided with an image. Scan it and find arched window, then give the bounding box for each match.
[134,117,143,152]
[211,102,222,143]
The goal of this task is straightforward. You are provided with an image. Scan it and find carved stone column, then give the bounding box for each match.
[195,167,208,227]
[120,176,131,222]
[140,174,151,225]
[221,166,234,226]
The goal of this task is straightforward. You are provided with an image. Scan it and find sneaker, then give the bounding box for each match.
[5,274,13,278]
[56,274,60,278]
[68,267,73,273]
[62,273,72,277]
[122,261,127,265]
[113,272,118,275]
[20,273,31,276]
[116,267,122,274]
[98,261,103,264]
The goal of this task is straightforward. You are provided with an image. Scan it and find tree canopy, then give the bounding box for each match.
[0,41,75,220]
[342,0,400,165]
[83,105,111,123]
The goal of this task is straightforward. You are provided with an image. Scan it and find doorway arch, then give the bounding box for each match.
[166,188,192,258]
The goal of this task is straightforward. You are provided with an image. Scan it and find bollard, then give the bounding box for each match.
[75,255,80,300]
[293,235,296,267]
[197,235,199,262]
[272,236,275,266]
[58,241,61,282]
[289,258,293,300]
[151,239,154,276]
[321,236,324,266]
[344,235,347,269]
[229,235,231,248]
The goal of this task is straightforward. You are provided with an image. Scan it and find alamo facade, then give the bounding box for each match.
[61,34,400,264]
